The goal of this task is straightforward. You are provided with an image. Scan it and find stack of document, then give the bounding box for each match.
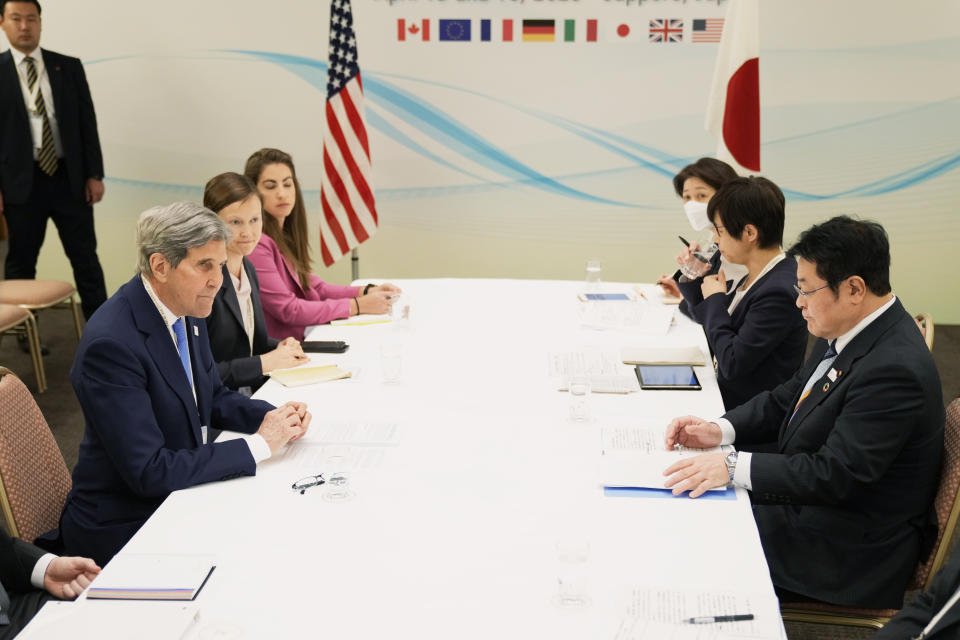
[548,350,640,394]
[87,554,216,600]
[599,426,724,491]
[269,363,352,387]
[17,601,200,640]
[620,346,706,366]
[331,313,391,326]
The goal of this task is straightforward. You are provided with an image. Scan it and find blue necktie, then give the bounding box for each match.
[172,317,194,390]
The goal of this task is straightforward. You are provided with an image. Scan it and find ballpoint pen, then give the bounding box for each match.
[686,614,754,624]
[678,235,691,247]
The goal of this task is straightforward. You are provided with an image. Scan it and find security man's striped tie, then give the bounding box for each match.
[24,56,58,176]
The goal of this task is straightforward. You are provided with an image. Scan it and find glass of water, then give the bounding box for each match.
[569,377,591,423]
[324,470,353,502]
[380,343,402,384]
[555,540,590,608]
[585,258,602,287]
[679,242,718,280]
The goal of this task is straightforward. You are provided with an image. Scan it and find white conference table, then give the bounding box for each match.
[110,279,784,639]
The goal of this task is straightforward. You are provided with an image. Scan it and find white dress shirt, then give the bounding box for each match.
[9,47,64,159]
[719,295,898,489]
[140,276,270,462]
[230,266,255,355]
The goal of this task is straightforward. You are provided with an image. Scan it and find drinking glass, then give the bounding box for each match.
[555,540,590,608]
[380,343,402,383]
[324,470,353,502]
[679,243,718,280]
[585,258,602,286]
[569,377,591,423]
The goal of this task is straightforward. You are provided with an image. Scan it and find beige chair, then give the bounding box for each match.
[0,304,46,392]
[0,278,84,342]
[781,397,960,630]
[915,313,935,352]
[0,367,72,542]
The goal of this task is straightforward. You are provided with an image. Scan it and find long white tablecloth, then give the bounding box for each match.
[108,279,783,639]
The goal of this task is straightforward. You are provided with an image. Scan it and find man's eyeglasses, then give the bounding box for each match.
[292,474,325,495]
[793,283,831,297]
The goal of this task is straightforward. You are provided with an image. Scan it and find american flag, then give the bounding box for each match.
[692,18,724,43]
[649,19,683,43]
[320,0,378,267]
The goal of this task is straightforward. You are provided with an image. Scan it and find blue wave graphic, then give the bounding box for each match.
[85,50,960,204]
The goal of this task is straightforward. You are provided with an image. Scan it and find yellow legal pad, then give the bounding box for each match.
[269,364,352,387]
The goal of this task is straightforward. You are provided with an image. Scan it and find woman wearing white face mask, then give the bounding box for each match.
[663,176,807,409]
[658,158,743,300]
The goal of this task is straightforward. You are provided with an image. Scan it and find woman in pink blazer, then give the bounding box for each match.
[245,148,399,341]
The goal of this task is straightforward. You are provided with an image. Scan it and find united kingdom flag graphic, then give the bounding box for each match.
[649,19,683,43]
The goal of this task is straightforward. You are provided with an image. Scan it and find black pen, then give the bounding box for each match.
[678,235,691,247]
[686,614,754,624]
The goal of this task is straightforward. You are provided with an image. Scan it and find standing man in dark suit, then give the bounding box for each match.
[58,202,312,566]
[0,0,107,320]
[0,527,99,639]
[661,216,944,608]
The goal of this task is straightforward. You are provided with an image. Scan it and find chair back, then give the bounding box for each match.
[915,312,935,351]
[912,397,960,590]
[0,366,71,541]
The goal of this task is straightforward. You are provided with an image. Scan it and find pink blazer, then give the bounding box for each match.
[248,234,360,341]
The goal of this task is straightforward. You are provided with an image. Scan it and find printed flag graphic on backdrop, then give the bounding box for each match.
[705,0,760,172]
[607,22,645,42]
[397,18,429,41]
[649,19,683,43]
[522,20,555,42]
[321,0,378,266]
[692,18,724,43]
[439,19,471,41]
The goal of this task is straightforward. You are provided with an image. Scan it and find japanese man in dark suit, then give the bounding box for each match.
[662,216,944,608]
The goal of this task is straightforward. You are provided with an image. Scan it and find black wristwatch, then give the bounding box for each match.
[363,283,375,295]
[725,451,738,484]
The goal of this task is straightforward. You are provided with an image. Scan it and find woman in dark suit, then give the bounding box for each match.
[669,176,807,409]
[203,172,307,392]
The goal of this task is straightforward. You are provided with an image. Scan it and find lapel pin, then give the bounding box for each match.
[837,370,843,377]
[193,325,199,336]
[827,368,838,382]
[822,382,830,392]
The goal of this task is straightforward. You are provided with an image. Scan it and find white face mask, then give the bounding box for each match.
[683,200,711,231]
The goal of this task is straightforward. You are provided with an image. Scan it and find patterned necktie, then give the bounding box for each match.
[172,317,194,390]
[24,56,58,176]
[788,341,838,426]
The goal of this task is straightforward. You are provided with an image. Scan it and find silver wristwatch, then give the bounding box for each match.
[725,451,738,484]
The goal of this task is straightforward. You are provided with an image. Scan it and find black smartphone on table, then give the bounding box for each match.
[302,341,349,354]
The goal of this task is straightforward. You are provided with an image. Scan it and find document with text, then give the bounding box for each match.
[600,425,726,490]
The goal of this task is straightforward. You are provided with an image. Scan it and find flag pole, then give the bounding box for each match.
[351,248,359,282]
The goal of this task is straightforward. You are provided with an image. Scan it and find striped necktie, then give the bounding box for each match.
[788,341,838,426]
[24,56,58,176]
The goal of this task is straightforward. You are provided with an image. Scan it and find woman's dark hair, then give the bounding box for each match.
[244,148,311,290]
[706,176,785,250]
[787,215,891,296]
[672,157,738,197]
[203,172,259,215]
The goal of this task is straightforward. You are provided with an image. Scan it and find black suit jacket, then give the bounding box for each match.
[0,529,44,595]
[677,257,808,409]
[874,546,960,639]
[725,298,944,608]
[205,259,279,391]
[0,48,104,203]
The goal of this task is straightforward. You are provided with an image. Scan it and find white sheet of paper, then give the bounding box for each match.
[281,442,386,470]
[310,420,400,446]
[600,426,724,490]
[614,588,780,639]
[549,350,640,393]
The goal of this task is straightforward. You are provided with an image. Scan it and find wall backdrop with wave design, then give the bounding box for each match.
[13,0,960,321]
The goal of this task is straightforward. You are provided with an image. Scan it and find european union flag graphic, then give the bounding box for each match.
[439,19,471,41]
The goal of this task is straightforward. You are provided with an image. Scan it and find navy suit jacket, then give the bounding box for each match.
[0,528,45,595]
[205,259,278,391]
[59,275,273,566]
[725,298,944,608]
[874,545,960,639]
[0,49,103,203]
[676,256,808,409]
